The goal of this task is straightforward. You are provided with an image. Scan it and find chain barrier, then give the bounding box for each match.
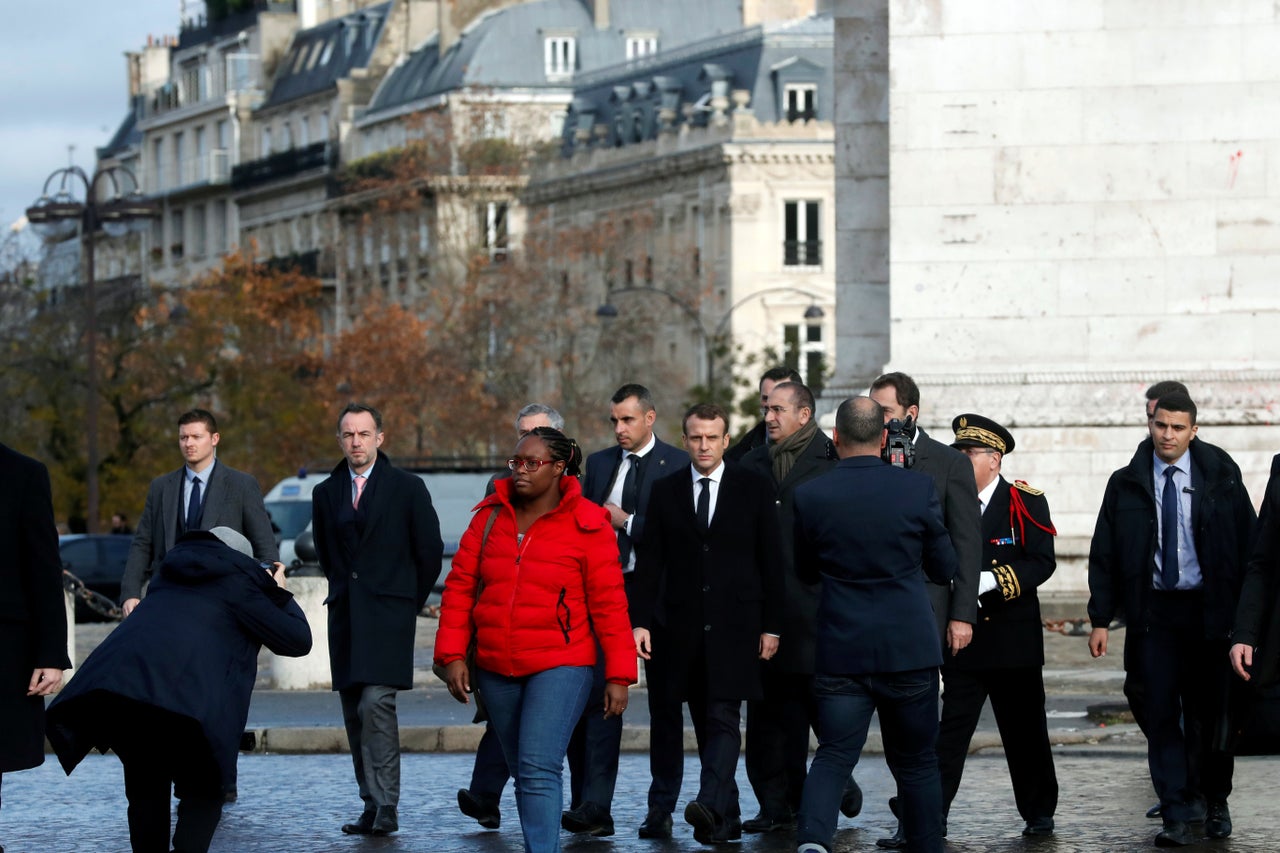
[63,569,123,621]
[1042,617,1091,636]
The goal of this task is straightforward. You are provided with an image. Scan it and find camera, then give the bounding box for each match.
[883,416,916,469]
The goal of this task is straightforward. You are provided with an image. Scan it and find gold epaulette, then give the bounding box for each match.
[991,564,1022,602]
[1013,480,1044,496]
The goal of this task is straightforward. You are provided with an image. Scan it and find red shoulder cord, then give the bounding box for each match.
[1008,481,1057,543]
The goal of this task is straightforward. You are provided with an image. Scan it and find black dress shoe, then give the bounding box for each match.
[684,800,730,844]
[840,778,864,818]
[1154,820,1195,847]
[725,815,742,841]
[638,808,673,839]
[875,825,907,850]
[1023,817,1054,837]
[561,802,615,836]
[341,810,376,835]
[1205,801,1232,839]
[742,811,795,833]
[1147,802,1163,819]
[372,805,399,836]
[457,788,501,829]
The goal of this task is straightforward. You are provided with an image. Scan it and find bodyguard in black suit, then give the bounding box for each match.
[794,396,957,853]
[313,404,443,837]
[1231,452,1280,687]
[936,415,1058,838]
[740,380,861,831]
[121,409,277,616]
[1089,392,1254,847]
[631,402,784,845]
[0,443,69,850]
[566,383,685,838]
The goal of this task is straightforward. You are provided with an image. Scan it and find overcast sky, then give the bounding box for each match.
[0,0,181,234]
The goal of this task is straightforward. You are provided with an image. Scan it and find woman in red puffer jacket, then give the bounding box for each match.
[436,427,636,853]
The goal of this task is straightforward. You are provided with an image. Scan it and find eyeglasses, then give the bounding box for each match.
[507,457,555,472]
[764,405,794,416]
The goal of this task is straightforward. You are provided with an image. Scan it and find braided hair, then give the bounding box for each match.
[523,426,584,477]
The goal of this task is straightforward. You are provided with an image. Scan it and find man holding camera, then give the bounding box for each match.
[869,372,980,849]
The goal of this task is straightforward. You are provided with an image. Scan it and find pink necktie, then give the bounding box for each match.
[353,475,366,509]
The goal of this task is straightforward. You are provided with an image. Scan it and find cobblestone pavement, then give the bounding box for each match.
[6,751,1280,852]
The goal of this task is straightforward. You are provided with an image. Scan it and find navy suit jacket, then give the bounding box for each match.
[794,455,958,676]
[122,460,278,601]
[582,436,686,565]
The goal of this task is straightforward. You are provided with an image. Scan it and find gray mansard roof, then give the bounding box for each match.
[560,13,833,153]
[262,2,392,109]
[364,0,743,119]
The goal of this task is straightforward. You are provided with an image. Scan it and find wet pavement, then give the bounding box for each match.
[6,750,1280,852]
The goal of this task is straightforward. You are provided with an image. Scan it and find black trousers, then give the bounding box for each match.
[566,649,622,811]
[936,664,1058,822]
[1141,591,1235,823]
[684,645,742,821]
[643,656,687,815]
[107,701,224,853]
[746,666,817,815]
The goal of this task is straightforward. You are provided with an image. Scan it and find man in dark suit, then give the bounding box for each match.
[725,366,802,463]
[564,383,685,838]
[0,443,70,852]
[121,409,277,617]
[1089,391,1254,847]
[312,403,443,837]
[937,414,1058,838]
[631,402,784,845]
[1232,452,1280,686]
[740,380,861,831]
[794,396,957,853]
[869,372,980,849]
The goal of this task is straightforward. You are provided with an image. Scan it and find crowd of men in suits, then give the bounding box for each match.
[7,369,1280,853]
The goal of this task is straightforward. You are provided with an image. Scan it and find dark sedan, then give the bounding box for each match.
[59,534,131,622]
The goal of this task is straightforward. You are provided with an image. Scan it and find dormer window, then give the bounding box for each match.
[545,35,576,80]
[785,84,816,123]
[626,35,657,60]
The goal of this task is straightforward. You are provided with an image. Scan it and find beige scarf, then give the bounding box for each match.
[769,418,819,484]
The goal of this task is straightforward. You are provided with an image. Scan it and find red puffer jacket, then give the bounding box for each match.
[434,476,637,686]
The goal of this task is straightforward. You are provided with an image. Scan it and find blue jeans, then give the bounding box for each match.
[476,666,593,853]
[798,668,942,853]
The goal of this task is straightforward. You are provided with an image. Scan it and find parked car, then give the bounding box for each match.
[59,534,132,623]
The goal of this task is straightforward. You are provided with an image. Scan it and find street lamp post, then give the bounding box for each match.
[596,285,827,396]
[26,166,157,532]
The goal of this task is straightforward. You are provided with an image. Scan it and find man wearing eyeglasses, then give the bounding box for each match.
[936,414,1058,839]
[312,403,443,837]
[725,366,802,463]
[738,380,857,833]
[563,383,685,839]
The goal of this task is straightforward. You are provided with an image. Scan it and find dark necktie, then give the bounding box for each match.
[617,454,643,567]
[187,476,203,532]
[620,453,641,514]
[696,477,712,531]
[1161,467,1180,589]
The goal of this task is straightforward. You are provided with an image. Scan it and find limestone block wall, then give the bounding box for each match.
[831,1,1280,595]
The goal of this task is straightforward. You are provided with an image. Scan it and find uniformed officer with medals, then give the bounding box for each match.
[936,414,1059,839]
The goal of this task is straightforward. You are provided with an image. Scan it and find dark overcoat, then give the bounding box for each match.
[0,444,69,773]
[740,430,837,673]
[912,428,983,646]
[312,454,443,690]
[46,535,311,785]
[630,463,784,702]
[1236,454,1280,687]
[952,477,1056,670]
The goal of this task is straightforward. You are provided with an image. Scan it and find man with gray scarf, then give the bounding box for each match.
[739,381,861,831]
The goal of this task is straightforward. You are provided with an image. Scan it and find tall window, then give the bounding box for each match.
[544,36,576,79]
[191,204,207,258]
[783,323,825,392]
[784,84,817,123]
[152,137,165,192]
[480,202,509,262]
[213,200,228,255]
[170,209,185,261]
[783,200,821,267]
[173,132,186,186]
